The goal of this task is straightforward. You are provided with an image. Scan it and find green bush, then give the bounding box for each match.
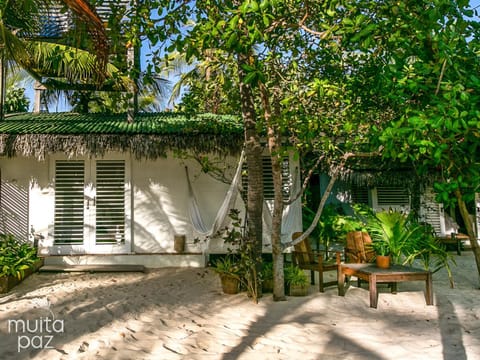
[0,234,38,280]
[284,265,309,286]
[261,261,273,281]
[212,255,242,279]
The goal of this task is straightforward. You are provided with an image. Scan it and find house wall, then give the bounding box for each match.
[131,155,244,254]
[0,157,47,241]
[0,150,303,259]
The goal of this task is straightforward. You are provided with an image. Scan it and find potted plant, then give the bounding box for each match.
[284,265,309,296]
[212,256,242,294]
[261,261,274,293]
[0,234,43,293]
[371,240,391,269]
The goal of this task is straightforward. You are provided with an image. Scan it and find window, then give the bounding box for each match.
[242,156,291,200]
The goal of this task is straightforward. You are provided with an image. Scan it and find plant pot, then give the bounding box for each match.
[0,258,44,293]
[220,274,240,294]
[289,283,309,296]
[376,255,391,269]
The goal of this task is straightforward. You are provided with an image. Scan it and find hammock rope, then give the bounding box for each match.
[186,150,245,242]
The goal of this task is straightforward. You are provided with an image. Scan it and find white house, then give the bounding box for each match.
[318,166,480,241]
[0,112,302,268]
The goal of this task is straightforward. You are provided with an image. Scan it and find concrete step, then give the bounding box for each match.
[39,264,146,273]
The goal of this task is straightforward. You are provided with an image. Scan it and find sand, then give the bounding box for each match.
[0,252,479,360]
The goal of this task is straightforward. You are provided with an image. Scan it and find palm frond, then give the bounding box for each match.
[24,41,133,90]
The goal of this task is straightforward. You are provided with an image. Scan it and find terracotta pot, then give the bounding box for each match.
[376,255,391,269]
[289,283,309,296]
[220,274,240,294]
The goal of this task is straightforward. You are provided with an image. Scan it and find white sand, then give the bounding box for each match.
[0,252,479,360]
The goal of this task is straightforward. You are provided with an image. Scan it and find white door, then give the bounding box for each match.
[51,158,131,254]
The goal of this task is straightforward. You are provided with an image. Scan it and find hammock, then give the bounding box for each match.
[262,166,302,244]
[186,150,245,239]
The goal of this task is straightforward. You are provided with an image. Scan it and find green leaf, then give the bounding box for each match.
[243,71,257,84]
[226,32,238,49]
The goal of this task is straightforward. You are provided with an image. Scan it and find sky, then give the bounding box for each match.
[22,0,480,112]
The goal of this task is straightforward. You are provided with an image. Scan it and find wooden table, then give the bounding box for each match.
[338,263,433,308]
[438,233,469,255]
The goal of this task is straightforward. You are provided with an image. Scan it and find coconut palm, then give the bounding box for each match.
[0,0,116,86]
[167,50,241,114]
[0,0,135,116]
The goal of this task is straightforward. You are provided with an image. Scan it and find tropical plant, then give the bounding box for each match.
[284,265,309,287]
[366,210,418,264]
[200,209,262,302]
[0,0,138,115]
[370,240,391,257]
[0,234,38,280]
[260,261,273,280]
[363,209,455,286]
[5,87,29,113]
[212,255,242,279]
[166,50,241,114]
[1,1,111,86]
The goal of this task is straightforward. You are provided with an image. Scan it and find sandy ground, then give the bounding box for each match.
[0,252,479,360]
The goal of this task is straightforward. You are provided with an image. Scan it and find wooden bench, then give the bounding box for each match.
[438,233,469,255]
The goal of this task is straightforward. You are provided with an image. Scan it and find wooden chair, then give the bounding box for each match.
[344,231,376,287]
[343,231,395,291]
[291,232,342,292]
[344,231,375,264]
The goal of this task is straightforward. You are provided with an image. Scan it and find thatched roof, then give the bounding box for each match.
[323,156,422,189]
[0,112,244,160]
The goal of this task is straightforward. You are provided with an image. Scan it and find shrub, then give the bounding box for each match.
[0,234,38,280]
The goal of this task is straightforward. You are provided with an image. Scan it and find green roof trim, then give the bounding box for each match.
[0,112,244,159]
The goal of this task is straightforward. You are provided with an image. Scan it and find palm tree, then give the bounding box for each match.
[0,0,133,116]
[167,50,240,114]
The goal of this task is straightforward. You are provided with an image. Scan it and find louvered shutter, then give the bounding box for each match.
[95,160,126,244]
[419,187,445,236]
[372,186,410,212]
[242,156,291,201]
[54,161,85,244]
[351,185,369,205]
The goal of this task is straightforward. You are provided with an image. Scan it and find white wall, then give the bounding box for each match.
[2,150,303,256]
[131,154,244,254]
[0,156,50,242]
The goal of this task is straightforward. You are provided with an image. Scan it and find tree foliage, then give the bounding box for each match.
[130,0,480,291]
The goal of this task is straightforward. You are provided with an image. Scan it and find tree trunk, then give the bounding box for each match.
[237,53,263,301]
[0,51,5,120]
[260,83,286,301]
[455,189,480,288]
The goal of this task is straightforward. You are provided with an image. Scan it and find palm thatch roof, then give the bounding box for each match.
[323,156,421,189]
[0,112,243,160]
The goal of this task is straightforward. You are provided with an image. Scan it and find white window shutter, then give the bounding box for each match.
[419,187,446,236]
[54,161,85,244]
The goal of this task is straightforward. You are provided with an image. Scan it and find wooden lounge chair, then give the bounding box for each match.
[344,231,376,287]
[344,231,375,264]
[291,232,342,292]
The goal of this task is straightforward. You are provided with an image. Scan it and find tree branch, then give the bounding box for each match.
[282,150,381,250]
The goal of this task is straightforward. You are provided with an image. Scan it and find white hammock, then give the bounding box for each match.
[186,150,245,239]
[262,166,302,244]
